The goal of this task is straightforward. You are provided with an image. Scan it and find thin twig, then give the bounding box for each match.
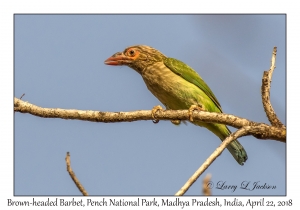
[261,47,285,128]
[202,174,212,196]
[65,152,89,196]
[175,128,249,196]
[20,93,25,99]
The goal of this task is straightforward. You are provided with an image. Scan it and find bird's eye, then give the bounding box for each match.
[128,49,135,56]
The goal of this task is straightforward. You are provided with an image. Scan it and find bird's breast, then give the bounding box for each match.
[141,62,199,109]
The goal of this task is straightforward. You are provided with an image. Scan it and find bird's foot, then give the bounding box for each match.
[188,105,203,122]
[151,105,164,124]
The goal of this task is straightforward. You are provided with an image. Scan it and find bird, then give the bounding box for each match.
[104,45,247,165]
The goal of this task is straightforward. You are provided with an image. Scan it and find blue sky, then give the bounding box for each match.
[14,15,285,196]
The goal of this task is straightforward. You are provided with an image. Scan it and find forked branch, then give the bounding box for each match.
[261,47,285,128]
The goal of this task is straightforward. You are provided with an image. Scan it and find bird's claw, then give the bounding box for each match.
[151,105,163,124]
[188,105,203,122]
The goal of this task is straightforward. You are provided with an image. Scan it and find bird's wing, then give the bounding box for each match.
[164,57,222,111]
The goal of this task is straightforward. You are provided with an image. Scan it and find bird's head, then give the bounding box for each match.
[104,45,166,74]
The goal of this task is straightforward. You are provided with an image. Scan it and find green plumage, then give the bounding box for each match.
[164,57,222,111]
[105,45,248,165]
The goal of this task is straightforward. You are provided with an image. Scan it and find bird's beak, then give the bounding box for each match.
[104,52,133,66]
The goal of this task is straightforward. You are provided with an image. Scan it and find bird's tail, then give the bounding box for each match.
[204,122,248,165]
[226,137,248,165]
[222,126,248,165]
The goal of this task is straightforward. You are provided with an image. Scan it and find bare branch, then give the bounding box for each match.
[175,127,249,196]
[65,152,89,196]
[175,124,282,196]
[202,174,212,196]
[261,47,285,128]
[14,98,285,142]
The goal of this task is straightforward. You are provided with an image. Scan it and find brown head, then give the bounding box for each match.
[104,45,166,74]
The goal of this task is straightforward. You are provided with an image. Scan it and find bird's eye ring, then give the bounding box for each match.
[128,49,135,56]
